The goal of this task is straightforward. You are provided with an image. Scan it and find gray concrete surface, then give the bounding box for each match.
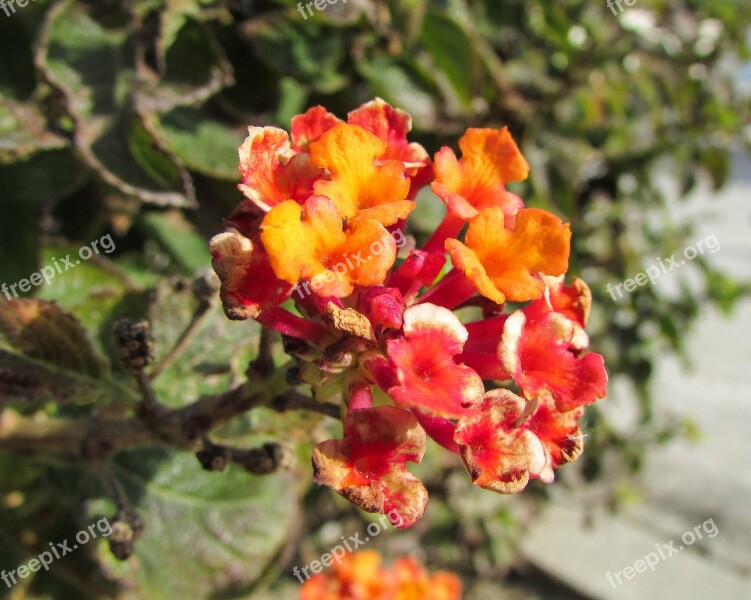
[522,150,751,599]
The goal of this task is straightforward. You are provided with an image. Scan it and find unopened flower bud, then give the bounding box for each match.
[113,319,154,373]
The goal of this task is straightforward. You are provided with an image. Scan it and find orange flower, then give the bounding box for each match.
[446,207,571,303]
[260,196,397,298]
[299,551,462,600]
[392,557,462,600]
[292,99,431,195]
[300,550,387,600]
[212,100,609,528]
[432,127,528,224]
[310,124,414,226]
[238,126,323,212]
[348,98,432,193]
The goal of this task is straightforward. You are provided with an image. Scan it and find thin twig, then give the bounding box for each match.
[149,300,212,380]
[247,327,275,380]
[0,363,338,460]
[271,390,341,419]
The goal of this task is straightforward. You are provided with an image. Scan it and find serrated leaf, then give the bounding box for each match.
[247,18,347,93]
[146,276,259,407]
[0,299,105,377]
[0,299,134,407]
[126,118,183,189]
[159,0,211,62]
[37,0,196,208]
[0,95,69,164]
[34,243,149,368]
[0,147,87,206]
[136,16,234,114]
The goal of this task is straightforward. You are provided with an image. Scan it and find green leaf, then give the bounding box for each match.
[697,146,731,190]
[140,210,212,275]
[0,147,87,206]
[0,15,36,98]
[357,56,439,129]
[275,77,308,127]
[37,0,196,208]
[126,118,183,189]
[0,299,134,407]
[0,299,105,378]
[419,10,476,106]
[36,242,145,336]
[103,449,299,599]
[147,106,243,180]
[0,197,40,290]
[146,276,259,407]
[248,18,347,93]
[0,94,69,164]
[159,0,213,63]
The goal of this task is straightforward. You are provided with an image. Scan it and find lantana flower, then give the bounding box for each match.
[312,406,428,529]
[299,550,462,600]
[210,98,608,528]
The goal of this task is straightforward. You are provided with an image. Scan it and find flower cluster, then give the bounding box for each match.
[210,99,607,529]
[299,550,461,600]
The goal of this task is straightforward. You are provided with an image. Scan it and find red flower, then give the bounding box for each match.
[499,310,607,412]
[211,100,609,528]
[312,406,428,529]
[385,304,483,419]
[209,232,293,320]
[454,389,547,493]
[238,126,323,213]
[525,393,585,483]
[524,275,592,329]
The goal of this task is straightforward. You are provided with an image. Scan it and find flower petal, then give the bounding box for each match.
[260,197,396,298]
[525,393,584,483]
[385,304,483,418]
[310,124,414,226]
[209,232,292,320]
[312,406,428,529]
[290,105,343,152]
[526,274,591,323]
[454,389,546,493]
[238,126,322,212]
[499,310,608,412]
[347,97,430,172]
[432,127,528,223]
[446,207,571,303]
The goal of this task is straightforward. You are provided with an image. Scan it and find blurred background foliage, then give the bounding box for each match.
[0,0,749,597]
